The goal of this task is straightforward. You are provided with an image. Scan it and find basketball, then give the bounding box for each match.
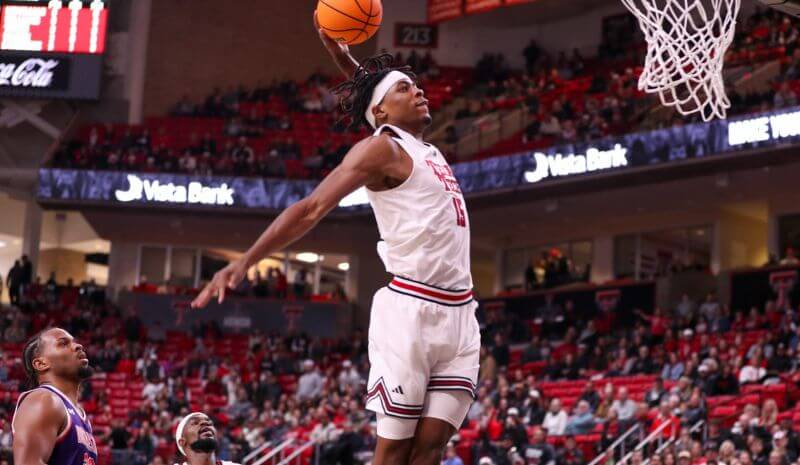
[317,0,382,45]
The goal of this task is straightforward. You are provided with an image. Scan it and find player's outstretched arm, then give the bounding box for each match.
[314,11,359,78]
[191,135,400,309]
[12,391,67,465]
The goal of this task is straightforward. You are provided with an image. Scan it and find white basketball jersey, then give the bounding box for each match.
[366,124,472,290]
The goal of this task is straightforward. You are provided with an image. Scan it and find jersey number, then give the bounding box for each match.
[452,198,466,227]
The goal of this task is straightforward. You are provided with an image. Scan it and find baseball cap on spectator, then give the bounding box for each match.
[342,360,352,368]
[679,451,692,460]
[480,457,494,465]
[508,407,520,416]
[529,389,541,398]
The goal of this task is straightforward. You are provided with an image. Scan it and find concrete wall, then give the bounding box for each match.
[107,241,140,299]
[142,0,378,117]
[715,211,769,271]
[376,0,628,68]
[38,248,88,285]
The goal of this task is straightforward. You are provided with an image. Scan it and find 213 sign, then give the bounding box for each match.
[394,23,438,48]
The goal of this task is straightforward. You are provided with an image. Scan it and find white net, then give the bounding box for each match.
[620,0,742,121]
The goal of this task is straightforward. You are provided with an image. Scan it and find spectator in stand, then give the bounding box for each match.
[296,360,323,402]
[505,407,530,450]
[444,443,465,465]
[699,293,721,324]
[132,421,156,463]
[522,389,546,426]
[293,268,308,299]
[645,378,666,407]
[556,436,585,465]
[564,400,596,435]
[526,428,557,465]
[611,387,637,426]
[525,257,539,291]
[0,418,11,456]
[522,335,544,364]
[578,382,600,410]
[6,261,20,306]
[107,417,133,450]
[651,399,680,438]
[337,360,363,392]
[780,247,799,266]
[3,319,25,344]
[774,83,798,108]
[739,356,767,385]
[542,399,568,436]
[628,345,656,374]
[493,333,511,367]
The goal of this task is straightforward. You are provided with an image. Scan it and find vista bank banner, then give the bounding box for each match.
[38,169,321,210]
[38,106,800,211]
[452,105,800,193]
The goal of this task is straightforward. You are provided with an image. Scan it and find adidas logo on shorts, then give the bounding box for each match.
[391,385,404,395]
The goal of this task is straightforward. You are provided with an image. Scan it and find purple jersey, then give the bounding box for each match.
[13,385,98,465]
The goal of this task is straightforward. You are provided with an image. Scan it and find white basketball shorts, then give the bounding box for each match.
[365,276,480,439]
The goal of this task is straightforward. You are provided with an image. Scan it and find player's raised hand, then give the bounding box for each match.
[191,259,248,309]
[314,10,359,78]
[315,10,349,56]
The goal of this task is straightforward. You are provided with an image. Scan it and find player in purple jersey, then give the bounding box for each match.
[12,328,98,465]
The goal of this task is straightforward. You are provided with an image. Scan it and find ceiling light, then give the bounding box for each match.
[338,262,350,271]
[296,252,319,263]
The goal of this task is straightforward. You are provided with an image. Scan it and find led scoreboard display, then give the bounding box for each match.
[0,0,108,99]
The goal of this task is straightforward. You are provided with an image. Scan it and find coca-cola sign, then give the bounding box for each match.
[0,58,61,88]
[0,51,100,99]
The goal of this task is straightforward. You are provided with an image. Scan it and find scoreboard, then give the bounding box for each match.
[0,0,108,100]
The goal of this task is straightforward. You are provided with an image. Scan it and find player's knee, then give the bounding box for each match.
[409,419,455,465]
[411,435,449,457]
[376,438,414,465]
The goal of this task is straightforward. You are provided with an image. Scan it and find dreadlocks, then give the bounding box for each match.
[332,53,416,130]
[23,329,46,387]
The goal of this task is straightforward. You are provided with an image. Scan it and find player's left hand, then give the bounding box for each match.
[191,259,248,309]
[314,10,350,56]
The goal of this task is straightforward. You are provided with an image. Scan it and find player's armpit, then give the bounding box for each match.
[12,390,66,465]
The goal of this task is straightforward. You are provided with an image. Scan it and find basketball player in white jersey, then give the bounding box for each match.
[191,15,480,465]
[173,413,239,465]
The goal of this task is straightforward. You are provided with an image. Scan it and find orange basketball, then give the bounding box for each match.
[317,0,383,45]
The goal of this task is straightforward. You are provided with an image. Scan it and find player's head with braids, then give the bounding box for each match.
[23,327,93,389]
[23,330,45,387]
[333,53,429,131]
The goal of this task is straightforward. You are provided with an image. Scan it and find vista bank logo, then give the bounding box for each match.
[524,144,629,184]
[114,174,235,206]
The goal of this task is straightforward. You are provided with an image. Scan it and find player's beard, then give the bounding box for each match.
[190,438,218,453]
[78,365,94,380]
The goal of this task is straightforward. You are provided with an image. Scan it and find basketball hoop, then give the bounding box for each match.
[620,0,742,121]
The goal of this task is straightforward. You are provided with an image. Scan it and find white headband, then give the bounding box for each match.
[365,70,413,129]
[175,412,205,456]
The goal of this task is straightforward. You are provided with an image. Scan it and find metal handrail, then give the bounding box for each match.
[243,441,273,465]
[642,420,705,465]
[617,417,678,465]
[588,423,643,465]
[276,439,316,465]
[251,438,295,465]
